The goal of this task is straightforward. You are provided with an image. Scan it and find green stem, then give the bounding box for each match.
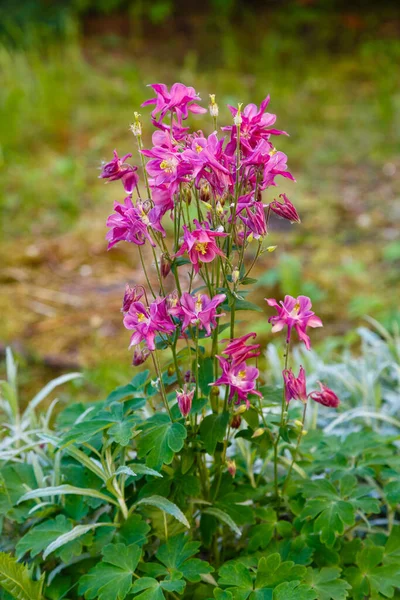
[282,402,307,495]
[138,246,156,299]
[151,351,173,421]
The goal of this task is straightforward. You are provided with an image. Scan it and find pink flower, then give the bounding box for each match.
[100,150,139,194]
[270,193,300,223]
[283,366,308,403]
[180,292,226,336]
[123,298,176,351]
[176,385,194,417]
[106,197,165,249]
[223,96,288,156]
[211,356,262,406]
[141,83,206,123]
[132,346,150,366]
[175,220,227,274]
[122,284,144,312]
[222,333,261,365]
[265,295,323,350]
[310,382,340,408]
[142,132,193,194]
[182,133,233,195]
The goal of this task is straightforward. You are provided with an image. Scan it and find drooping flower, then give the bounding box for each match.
[100,150,139,194]
[265,295,323,350]
[132,346,150,366]
[222,333,261,366]
[282,366,308,403]
[226,459,236,478]
[211,356,262,406]
[141,83,206,123]
[122,284,144,312]
[176,385,195,418]
[106,197,165,249]
[180,292,226,336]
[175,220,227,274]
[238,201,268,240]
[123,298,175,351]
[270,193,301,223]
[310,382,340,408]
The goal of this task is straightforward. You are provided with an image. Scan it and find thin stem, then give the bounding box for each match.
[151,351,173,420]
[138,246,156,299]
[282,402,307,494]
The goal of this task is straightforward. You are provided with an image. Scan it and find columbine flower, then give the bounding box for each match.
[226,459,237,478]
[180,293,226,336]
[211,356,262,406]
[176,385,194,418]
[123,298,175,351]
[182,133,233,195]
[122,284,144,312]
[132,346,150,366]
[270,193,301,223]
[310,382,340,408]
[265,295,323,350]
[175,220,227,274]
[100,150,139,194]
[106,197,166,249]
[238,201,268,240]
[222,333,261,366]
[283,366,307,403]
[141,83,206,123]
[141,131,192,195]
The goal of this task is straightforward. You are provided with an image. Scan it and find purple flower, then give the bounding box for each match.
[132,346,150,366]
[142,132,193,195]
[123,298,176,351]
[180,292,226,336]
[310,382,340,408]
[141,83,206,123]
[270,193,301,223]
[100,150,139,194]
[175,220,227,274]
[182,133,233,195]
[238,201,268,240]
[265,295,323,350]
[223,96,288,156]
[106,197,166,249]
[222,333,261,366]
[176,385,195,417]
[283,366,308,403]
[211,356,262,406]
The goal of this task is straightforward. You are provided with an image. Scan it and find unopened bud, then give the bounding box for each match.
[209,94,219,117]
[130,112,142,137]
[230,414,242,429]
[226,459,236,478]
[168,366,175,377]
[247,232,254,243]
[252,427,265,439]
[232,267,240,284]
[302,429,308,436]
[200,183,211,203]
[210,386,220,397]
[181,186,192,205]
[160,253,171,279]
[122,284,144,312]
[294,419,303,428]
[267,246,277,252]
[176,386,194,418]
[235,404,248,415]
[216,200,224,216]
[233,103,243,126]
[132,347,150,366]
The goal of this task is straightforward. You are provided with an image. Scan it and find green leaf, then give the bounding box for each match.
[79,543,141,600]
[131,576,185,600]
[0,552,44,600]
[273,581,317,600]
[203,507,241,537]
[126,464,163,478]
[385,480,400,505]
[117,515,150,547]
[18,485,118,506]
[304,567,351,600]
[218,562,253,596]
[24,372,82,417]
[200,412,229,455]
[137,495,190,528]
[214,590,233,600]
[43,523,115,559]
[137,414,187,469]
[16,515,84,562]
[156,534,213,582]
[300,499,354,548]
[255,555,306,589]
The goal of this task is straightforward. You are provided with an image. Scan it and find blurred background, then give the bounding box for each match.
[1,0,399,401]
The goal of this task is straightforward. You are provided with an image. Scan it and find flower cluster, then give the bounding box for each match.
[102,82,339,418]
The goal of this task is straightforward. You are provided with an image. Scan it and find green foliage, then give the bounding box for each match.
[0,552,43,600]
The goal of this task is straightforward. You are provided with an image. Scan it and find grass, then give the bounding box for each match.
[1,11,400,397]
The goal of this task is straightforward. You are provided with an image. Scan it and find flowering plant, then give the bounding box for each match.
[1,84,399,600]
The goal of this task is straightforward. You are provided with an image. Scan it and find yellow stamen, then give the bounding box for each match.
[195,242,208,255]
[137,313,146,322]
[195,144,203,154]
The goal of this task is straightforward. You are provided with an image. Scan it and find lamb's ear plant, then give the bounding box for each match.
[1,83,400,600]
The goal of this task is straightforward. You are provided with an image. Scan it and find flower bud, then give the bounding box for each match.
[132,347,150,366]
[216,200,224,216]
[160,253,171,279]
[235,404,248,415]
[294,419,303,428]
[267,245,277,252]
[181,186,192,205]
[184,370,195,384]
[210,386,220,397]
[200,183,211,203]
[233,103,243,126]
[168,366,175,377]
[230,414,242,429]
[176,386,194,418]
[252,427,265,439]
[226,459,236,478]
[130,112,142,137]
[232,267,240,285]
[209,94,219,117]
